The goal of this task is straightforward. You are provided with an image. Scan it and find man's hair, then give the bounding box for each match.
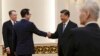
[81,1,100,19]
[9,10,16,15]
[20,8,30,17]
[60,9,70,17]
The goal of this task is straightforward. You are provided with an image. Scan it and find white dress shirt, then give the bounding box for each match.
[11,20,16,25]
[85,21,97,26]
[63,19,70,32]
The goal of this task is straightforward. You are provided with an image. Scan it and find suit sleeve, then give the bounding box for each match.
[30,23,47,37]
[49,24,59,39]
[2,23,9,48]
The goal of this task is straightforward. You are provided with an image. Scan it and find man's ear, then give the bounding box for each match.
[86,10,90,20]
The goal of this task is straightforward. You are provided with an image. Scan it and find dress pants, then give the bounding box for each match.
[58,46,64,56]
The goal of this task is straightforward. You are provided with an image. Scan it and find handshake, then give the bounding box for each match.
[47,32,52,38]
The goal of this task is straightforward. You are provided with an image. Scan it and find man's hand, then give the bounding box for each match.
[6,47,10,54]
[47,32,51,38]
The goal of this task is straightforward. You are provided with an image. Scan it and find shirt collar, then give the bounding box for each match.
[85,21,97,26]
[10,20,16,25]
[63,19,70,25]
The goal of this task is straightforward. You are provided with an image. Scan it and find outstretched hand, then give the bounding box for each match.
[47,32,51,38]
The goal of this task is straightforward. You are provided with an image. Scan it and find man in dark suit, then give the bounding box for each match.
[2,10,17,56]
[48,9,78,56]
[13,8,49,56]
[66,1,100,56]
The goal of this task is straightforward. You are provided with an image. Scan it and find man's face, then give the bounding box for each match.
[10,11,17,21]
[60,13,69,23]
[79,9,89,25]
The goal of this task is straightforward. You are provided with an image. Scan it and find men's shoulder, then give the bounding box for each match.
[58,22,62,26]
[55,23,62,28]
[3,20,10,25]
[71,27,87,34]
[69,27,87,41]
[71,27,88,34]
[70,21,77,26]
[28,21,34,25]
[27,21,36,27]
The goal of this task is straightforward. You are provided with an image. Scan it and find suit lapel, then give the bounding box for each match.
[9,20,13,26]
[62,21,71,34]
[59,23,63,36]
[58,21,72,37]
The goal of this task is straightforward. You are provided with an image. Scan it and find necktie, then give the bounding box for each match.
[14,21,16,25]
[63,23,66,32]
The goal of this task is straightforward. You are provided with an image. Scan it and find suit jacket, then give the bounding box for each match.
[2,20,17,53]
[50,20,77,55]
[66,23,100,56]
[13,19,47,55]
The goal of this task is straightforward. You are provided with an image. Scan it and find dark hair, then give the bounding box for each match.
[20,8,30,17]
[60,9,70,17]
[9,10,16,15]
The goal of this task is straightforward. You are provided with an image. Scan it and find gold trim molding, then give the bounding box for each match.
[35,43,58,54]
[0,43,58,56]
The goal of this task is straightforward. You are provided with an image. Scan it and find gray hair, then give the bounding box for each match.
[81,1,100,19]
